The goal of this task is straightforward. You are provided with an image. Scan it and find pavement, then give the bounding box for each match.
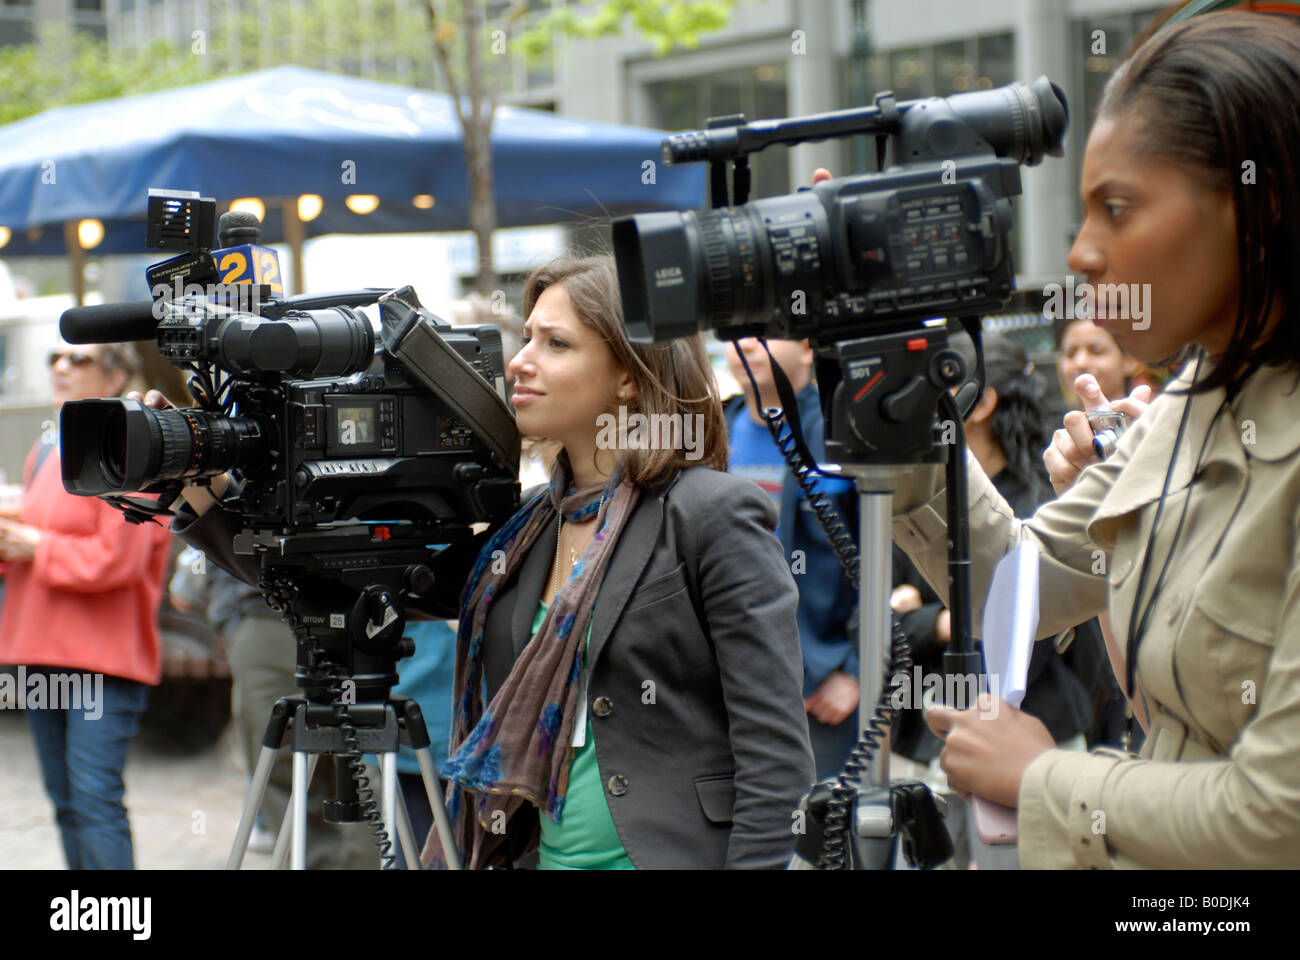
[0,707,274,870]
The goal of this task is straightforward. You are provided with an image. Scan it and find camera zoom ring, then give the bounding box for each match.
[152,409,201,478]
[698,213,735,323]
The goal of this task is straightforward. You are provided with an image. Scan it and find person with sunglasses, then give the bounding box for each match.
[0,340,172,869]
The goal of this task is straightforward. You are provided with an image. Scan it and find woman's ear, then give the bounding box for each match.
[969,385,999,424]
[614,367,637,403]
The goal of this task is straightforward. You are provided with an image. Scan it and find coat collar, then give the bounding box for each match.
[510,469,681,663]
[1088,359,1300,540]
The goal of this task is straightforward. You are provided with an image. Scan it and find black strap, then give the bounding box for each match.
[25,436,57,487]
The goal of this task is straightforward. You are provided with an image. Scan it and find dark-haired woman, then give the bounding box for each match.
[167,256,814,870]
[423,256,814,869]
[902,11,1300,867]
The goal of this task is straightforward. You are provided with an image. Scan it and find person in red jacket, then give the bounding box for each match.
[0,340,171,869]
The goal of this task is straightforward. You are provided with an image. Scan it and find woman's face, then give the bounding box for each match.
[1067,112,1239,367]
[507,284,632,448]
[1058,320,1134,408]
[49,344,127,410]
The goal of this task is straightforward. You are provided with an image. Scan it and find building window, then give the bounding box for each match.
[1070,7,1166,223]
[75,0,105,11]
[486,0,559,98]
[0,19,34,46]
[844,32,1020,262]
[845,32,1016,174]
[645,63,789,199]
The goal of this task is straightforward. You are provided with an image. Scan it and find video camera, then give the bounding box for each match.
[58,189,520,697]
[614,77,1066,346]
[611,80,1068,870]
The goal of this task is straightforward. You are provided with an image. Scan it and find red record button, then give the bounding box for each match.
[906,338,927,352]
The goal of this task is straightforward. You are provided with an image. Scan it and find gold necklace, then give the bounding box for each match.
[550,493,610,593]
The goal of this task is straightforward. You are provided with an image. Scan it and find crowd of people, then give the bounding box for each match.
[1,9,1297,870]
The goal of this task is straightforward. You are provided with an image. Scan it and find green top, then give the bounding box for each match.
[533,600,635,871]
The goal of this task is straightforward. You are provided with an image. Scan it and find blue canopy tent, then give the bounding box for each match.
[0,66,704,293]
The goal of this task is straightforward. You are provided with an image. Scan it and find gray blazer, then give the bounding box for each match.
[173,465,814,869]
[486,466,815,869]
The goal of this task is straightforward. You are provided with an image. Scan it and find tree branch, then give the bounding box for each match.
[421,0,466,129]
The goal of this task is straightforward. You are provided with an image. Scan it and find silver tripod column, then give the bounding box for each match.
[847,466,900,790]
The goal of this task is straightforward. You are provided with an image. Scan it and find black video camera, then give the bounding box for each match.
[613,78,1067,466]
[613,77,1067,346]
[58,190,520,660]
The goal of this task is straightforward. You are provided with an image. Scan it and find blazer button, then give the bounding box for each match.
[592,696,613,718]
[607,774,628,797]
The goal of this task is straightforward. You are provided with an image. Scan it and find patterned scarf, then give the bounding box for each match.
[422,455,640,869]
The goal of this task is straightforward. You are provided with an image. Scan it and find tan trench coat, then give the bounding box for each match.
[891,359,1300,868]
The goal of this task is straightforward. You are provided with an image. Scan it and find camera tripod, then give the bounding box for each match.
[225,533,467,870]
[227,691,461,870]
[730,322,984,870]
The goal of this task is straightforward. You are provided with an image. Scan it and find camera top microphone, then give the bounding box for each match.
[60,301,162,344]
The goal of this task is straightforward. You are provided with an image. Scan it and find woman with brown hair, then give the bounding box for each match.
[161,254,813,869]
[427,255,814,869]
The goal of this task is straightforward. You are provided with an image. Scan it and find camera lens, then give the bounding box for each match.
[89,401,268,492]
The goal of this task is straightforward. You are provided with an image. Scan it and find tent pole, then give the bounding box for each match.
[63,221,85,307]
[282,199,305,296]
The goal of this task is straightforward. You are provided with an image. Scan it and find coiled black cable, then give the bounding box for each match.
[730,341,915,869]
[757,403,911,870]
[327,671,396,871]
[761,406,859,589]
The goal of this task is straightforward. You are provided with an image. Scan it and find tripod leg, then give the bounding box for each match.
[274,753,319,870]
[292,750,310,870]
[416,747,461,870]
[380,753,399,868]
[383,757,421,869]
[227,745,280,870]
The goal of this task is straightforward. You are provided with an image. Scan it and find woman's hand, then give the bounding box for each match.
[1044,374,1153,495]
[805,669,859,725]
[125,390,231,515]
[891,583,922,613]
[0,517,41,561]
[125,388,176,411]
[925,694,1056,808]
